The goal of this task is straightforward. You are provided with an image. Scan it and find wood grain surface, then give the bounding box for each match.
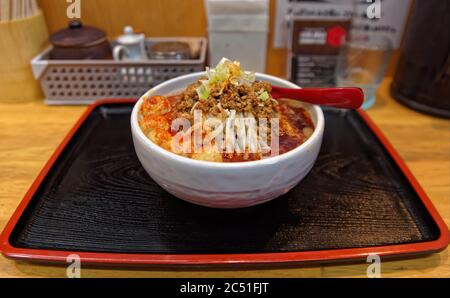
[0,77,449,277]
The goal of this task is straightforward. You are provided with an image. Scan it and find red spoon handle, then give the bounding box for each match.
[271,87,364,109]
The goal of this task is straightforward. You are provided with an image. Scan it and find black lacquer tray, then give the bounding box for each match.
[1,99,448,266]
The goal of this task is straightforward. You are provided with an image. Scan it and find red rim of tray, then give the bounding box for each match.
[0,98,449,266]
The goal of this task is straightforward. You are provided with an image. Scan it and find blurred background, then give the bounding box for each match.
[1,0,449,117]
[34,0,402,77]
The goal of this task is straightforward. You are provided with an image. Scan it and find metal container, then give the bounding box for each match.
[149,41,191,60]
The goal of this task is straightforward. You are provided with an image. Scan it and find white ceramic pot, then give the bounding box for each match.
[131,72,325,208]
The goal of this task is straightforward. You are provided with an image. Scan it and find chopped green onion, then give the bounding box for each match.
[259,91,270,101]
[197,85,210,100]
[196,57,256,100]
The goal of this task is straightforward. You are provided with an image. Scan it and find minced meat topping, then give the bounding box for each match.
[173,80,277,123]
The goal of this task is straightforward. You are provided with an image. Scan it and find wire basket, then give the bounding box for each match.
[31,37,207,105]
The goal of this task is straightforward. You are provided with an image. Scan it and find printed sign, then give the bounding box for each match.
[274,0,411,49]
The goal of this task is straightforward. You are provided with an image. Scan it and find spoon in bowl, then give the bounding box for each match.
[270,86,364,109]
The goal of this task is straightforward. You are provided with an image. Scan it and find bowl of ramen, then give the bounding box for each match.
[131,58,324,208]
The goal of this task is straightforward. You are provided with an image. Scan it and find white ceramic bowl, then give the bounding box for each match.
[131,72,324,208]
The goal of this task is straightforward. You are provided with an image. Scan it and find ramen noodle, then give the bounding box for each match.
[139,58,315,162]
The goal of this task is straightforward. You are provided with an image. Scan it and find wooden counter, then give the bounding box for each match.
[0,77,448,277]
